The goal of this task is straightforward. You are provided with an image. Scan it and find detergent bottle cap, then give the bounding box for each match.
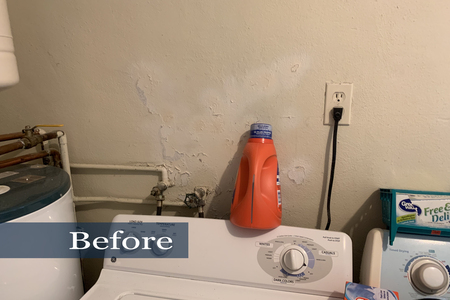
[250,123,272,139]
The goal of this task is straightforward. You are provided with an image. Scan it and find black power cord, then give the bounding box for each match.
[325,107,343,230]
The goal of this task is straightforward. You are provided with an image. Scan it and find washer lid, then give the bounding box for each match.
[0,164,70,223]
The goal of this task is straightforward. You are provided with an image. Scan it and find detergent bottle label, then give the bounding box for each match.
[277,165,281,209]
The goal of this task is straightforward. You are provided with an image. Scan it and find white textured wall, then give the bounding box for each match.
[2,0,450,288]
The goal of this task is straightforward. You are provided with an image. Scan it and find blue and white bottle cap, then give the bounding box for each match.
[250,123,272,139]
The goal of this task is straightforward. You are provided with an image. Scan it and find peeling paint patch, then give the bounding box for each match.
[163,148,184,162]
[180,172,190,186]
[288,166,306,185]
[195,152,208,157]
[159,126,184,161]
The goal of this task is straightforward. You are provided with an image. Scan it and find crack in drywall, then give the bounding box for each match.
[135,79,147,106]
[135,78,158,115]
[288,166,306,185]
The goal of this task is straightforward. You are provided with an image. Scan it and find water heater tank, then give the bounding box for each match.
[0,0,18,89]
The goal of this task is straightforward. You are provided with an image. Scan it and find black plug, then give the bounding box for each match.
[333,107,343,123]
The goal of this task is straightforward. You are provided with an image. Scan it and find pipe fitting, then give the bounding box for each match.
[153,187,165,216]
[194,186,209,207]
[151,186,161,197]
[22,125,32,136]
[20,131,59,149]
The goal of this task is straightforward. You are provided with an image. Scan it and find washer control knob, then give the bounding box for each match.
[409,258,450,296]
[120,232,140,252]
[151,235,173,256]
[283,249,305,272]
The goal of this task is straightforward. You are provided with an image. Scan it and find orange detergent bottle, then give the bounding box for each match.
[230,123,281,229]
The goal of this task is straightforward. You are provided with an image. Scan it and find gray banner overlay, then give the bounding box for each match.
[0,222,189,258]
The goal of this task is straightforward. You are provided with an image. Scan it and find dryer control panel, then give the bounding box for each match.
[360,229,450,300]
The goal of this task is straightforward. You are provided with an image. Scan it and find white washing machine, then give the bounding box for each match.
[0,164,84,300]
[81,214,353,300]
[360,228,450,300]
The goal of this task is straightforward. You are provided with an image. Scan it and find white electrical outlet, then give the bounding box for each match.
[323,82,353,125]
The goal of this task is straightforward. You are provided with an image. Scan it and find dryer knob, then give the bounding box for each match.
[409,258,450,296]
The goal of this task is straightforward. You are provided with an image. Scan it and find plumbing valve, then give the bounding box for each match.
[184,187,209,218]
[151,182,168,216]
[184,193,200,209]
[22,125,33,137]
[20,125,55,149]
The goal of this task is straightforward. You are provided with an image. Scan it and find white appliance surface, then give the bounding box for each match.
[0,0,19,89]
[82,214,352,300]
[360,228,450,300]
[0,188,84,300]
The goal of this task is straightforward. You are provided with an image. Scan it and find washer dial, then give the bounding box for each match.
[280,246,307,274]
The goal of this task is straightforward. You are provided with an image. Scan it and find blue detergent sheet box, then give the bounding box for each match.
[344,282,399,300]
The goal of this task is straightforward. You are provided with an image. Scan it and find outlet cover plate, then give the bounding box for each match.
[323,82,353,125]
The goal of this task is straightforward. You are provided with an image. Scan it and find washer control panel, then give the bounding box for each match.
[105,215,352,298]
[257,235,333,283]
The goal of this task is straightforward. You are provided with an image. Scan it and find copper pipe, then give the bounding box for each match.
[0,141,24,156]
[0,132,25,142]
[0,130,60,156]
[0,151,50,169]
[41,131,59,141]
